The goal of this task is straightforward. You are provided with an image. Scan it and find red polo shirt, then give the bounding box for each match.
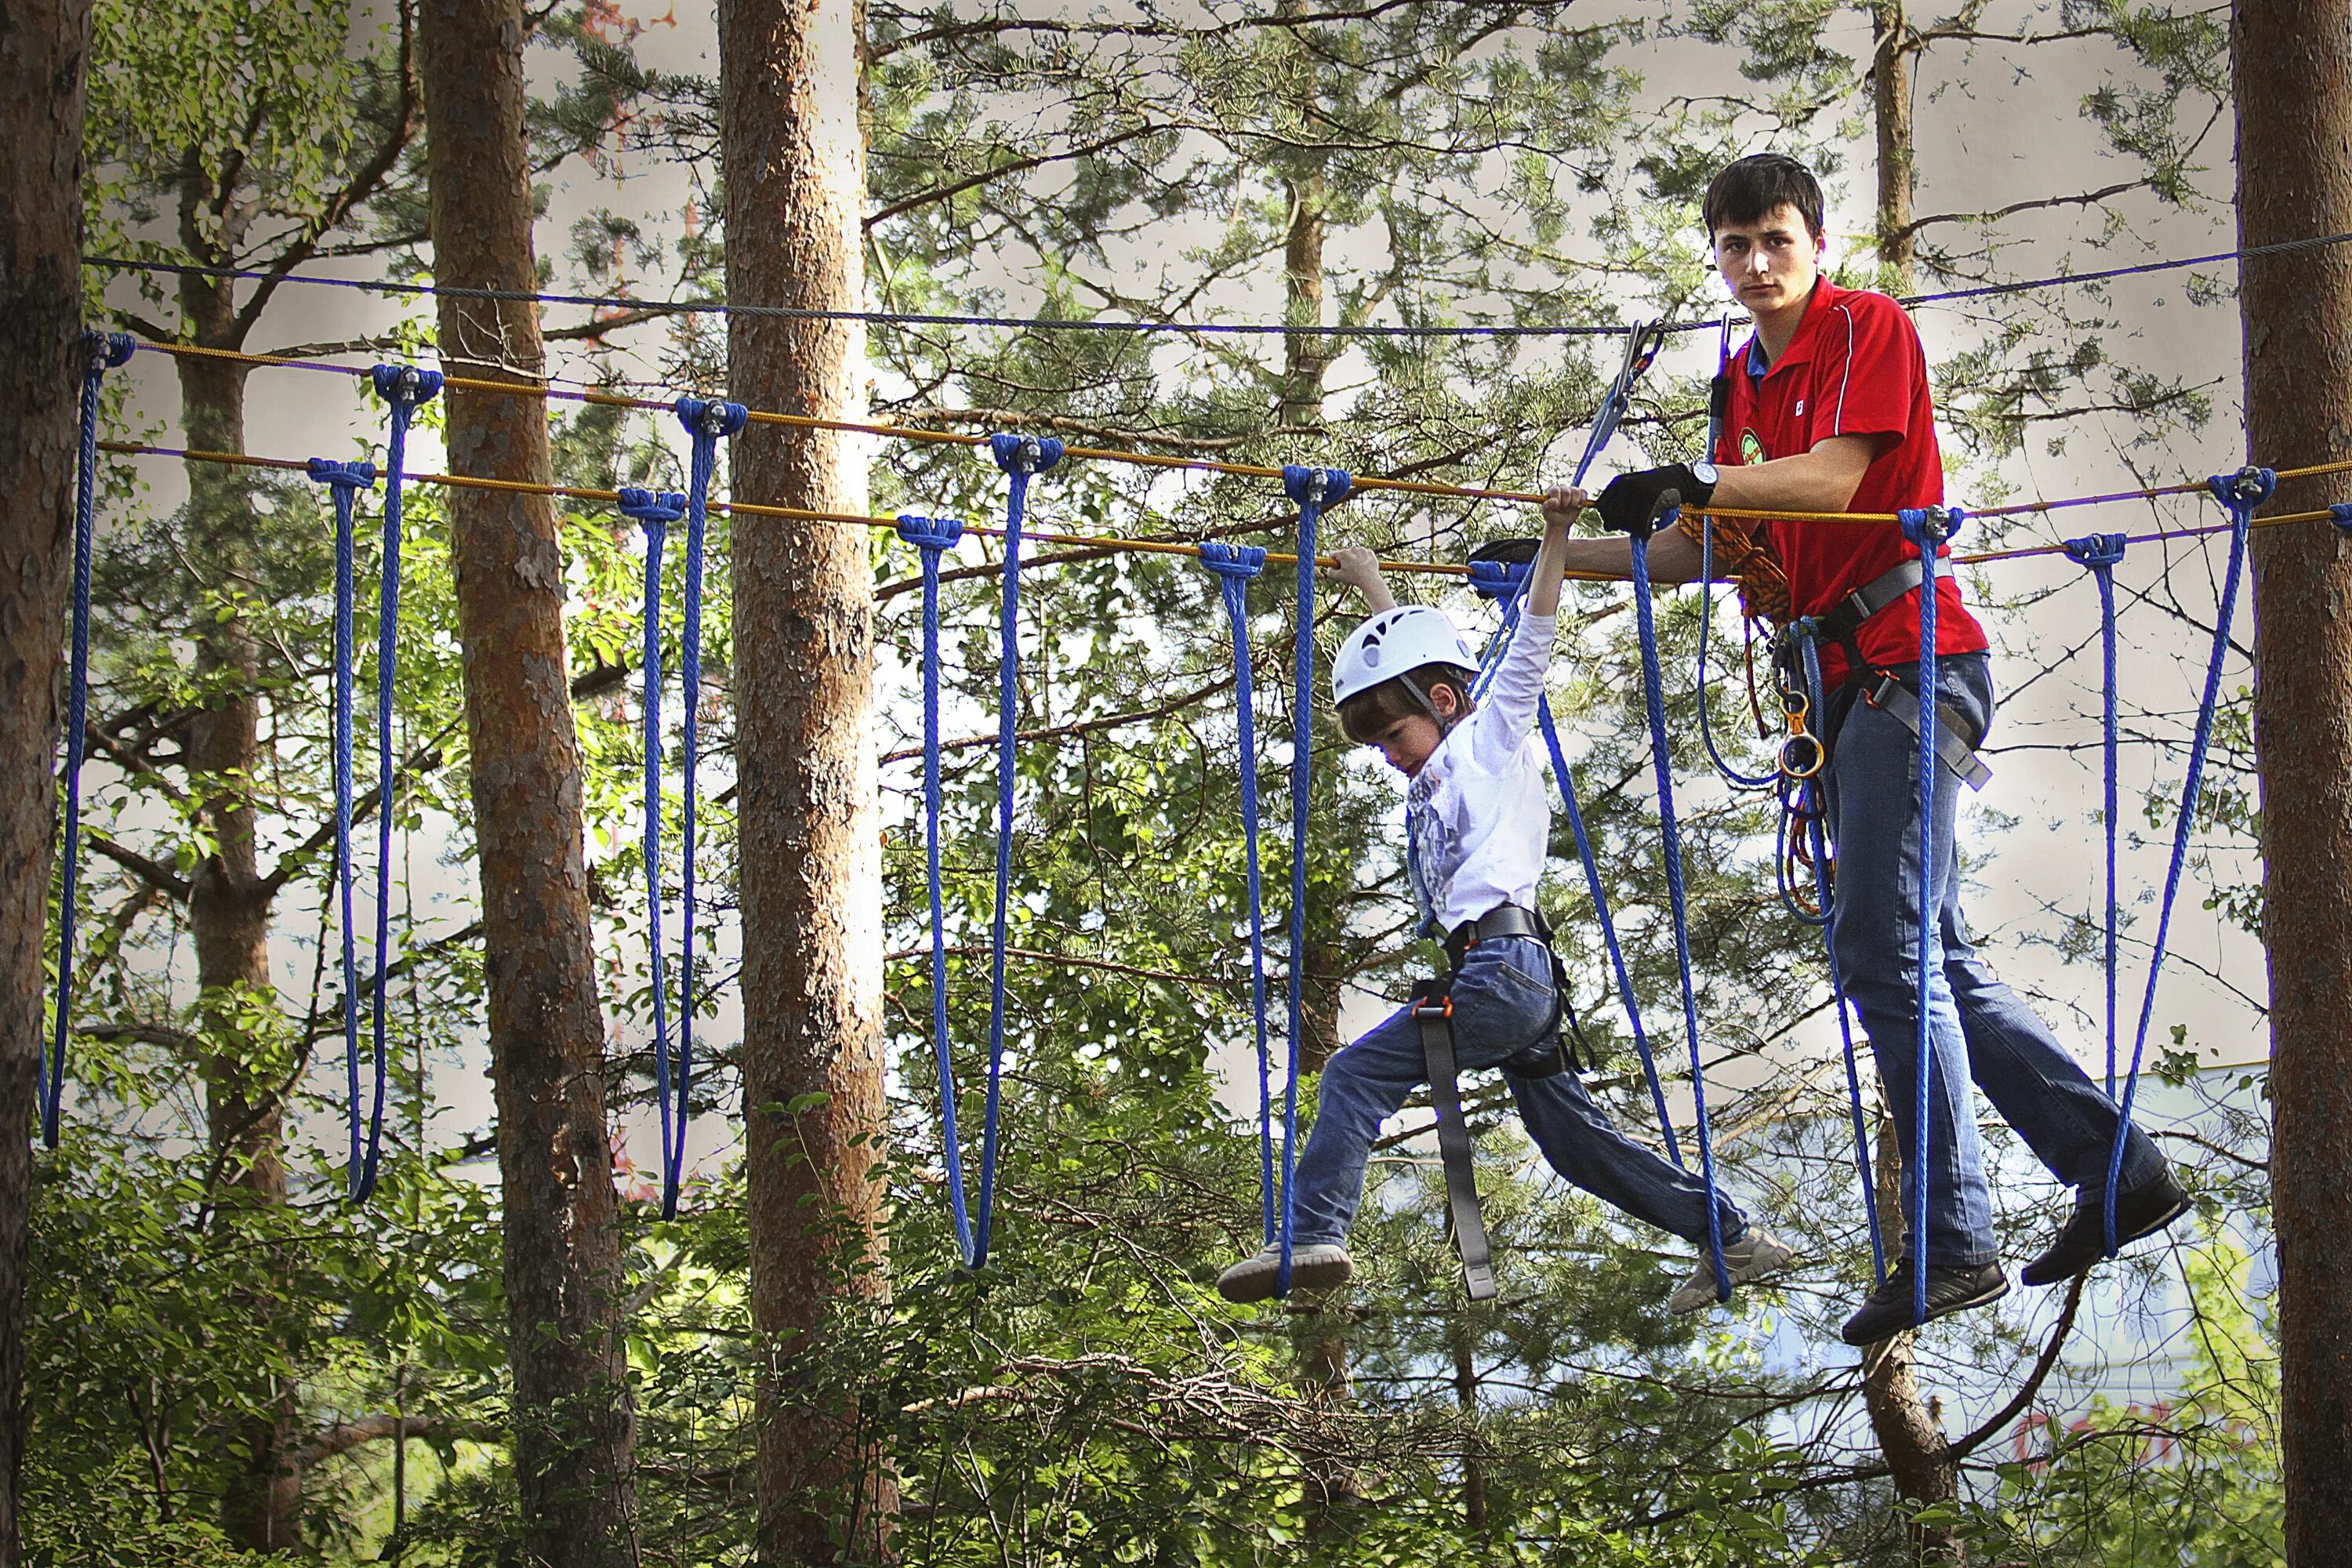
[1714,278,1987,686]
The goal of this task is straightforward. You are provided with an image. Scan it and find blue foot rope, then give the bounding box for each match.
[306,456,379,1200]
[619,485,688,1214]
[656,397,748,1218]
[897,512,975,1261]
[2103,472,2267,1253]
[44,332,133,1149]
[353,365,442,1200]
[1894,505,1963,1322]
[972,434,1065,1267]
[1279,464,1349,1297]
[2063,533,2129,1109]
[1623,499,1729,1301]
[1198,542,1279,1265]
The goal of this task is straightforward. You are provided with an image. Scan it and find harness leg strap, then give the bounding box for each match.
[1414,980,1498,1301]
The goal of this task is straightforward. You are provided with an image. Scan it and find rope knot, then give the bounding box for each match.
[305,457,379,490]
[83,331,134,372]
[989,434,1065,475]
[1468,558,1530,601]
[2207,466,2278,509]
[619,487,688,527]
[1197,541,1267,580]
[897,514,966,553]
[2330,503,2352,535]
[2063,532,2129,568]
[369,363,444,407]
[1898,505,1962,547]
[674,397,749,438]
[1281,465,1352,509]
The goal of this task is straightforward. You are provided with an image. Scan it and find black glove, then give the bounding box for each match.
[1595,463,1715,536]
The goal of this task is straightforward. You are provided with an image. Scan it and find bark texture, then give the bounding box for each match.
[2234,5,2352,1560]
[0,4,93,1559]
[419,2,637,1559]
[717,0,895,1559]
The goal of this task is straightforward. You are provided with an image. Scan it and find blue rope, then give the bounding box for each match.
[2063,534,2130,1110]
[44,333,132,1148]
[305,456,379,1197]
[1626,507,1728,1299]
[972,434,1066,1266]
[1279,465,1349,1295]
[1794,633,1885,1283]
[619,485,688,1217]
[2102,474,2266,1252]
[1199,543,1278,1253]
[1894,506,1965,1319]
[659,398,748,1218]
[351,365,442,1200]
[1696,517,1780,790]
[898,513,977,1262]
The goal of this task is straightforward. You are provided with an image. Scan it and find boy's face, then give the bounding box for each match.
[1711,203,1823,321]
[1365,713,1445,777]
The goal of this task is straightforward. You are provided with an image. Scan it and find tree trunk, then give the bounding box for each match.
[419,2,637,1559]
[0,5,94,1559]
[1870,0,1916,285]
[2233,5,2352,1561]
[717,2,894,1561]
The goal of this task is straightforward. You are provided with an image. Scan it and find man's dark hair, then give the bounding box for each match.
[1338,662,1473,745]
[1703,154,1825,241]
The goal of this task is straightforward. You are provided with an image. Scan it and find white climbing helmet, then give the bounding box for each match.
[1331,605,1479,707]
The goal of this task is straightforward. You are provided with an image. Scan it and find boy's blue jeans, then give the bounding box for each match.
[1822,651,2169,1269]
[1289,934,1748,1249]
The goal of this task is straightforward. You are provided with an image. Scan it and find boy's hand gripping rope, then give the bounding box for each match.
[1617,492,1730,1302]
[972,434,1067,1267]
[898,512,977,1262]
[1279,465,1349,1296]
[1894,505,1965,1321]
[1197,543,1283,1263]
[305,456,380,1200]
[1468,558,1683,1163]
[618,484,689,1215]
[2102,473,2266,1254]
[655,397,748,1219]
[44,332,133,1149]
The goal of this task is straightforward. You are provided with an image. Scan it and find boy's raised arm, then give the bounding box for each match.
[1322,544,1397,612]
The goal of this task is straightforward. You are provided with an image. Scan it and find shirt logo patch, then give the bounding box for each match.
[1794,399,1806,416]
[1740,429,1764,465]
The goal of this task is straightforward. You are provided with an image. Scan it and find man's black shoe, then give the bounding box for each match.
[2020,1170,2193,1287]
[1839,1260,2009,1347]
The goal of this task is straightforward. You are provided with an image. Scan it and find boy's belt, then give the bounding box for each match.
[1443,902,1549,968]
[1801,557,1992,790]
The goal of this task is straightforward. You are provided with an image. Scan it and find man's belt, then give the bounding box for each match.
[1413,978,1498,1301]
[1802,557,1994,791]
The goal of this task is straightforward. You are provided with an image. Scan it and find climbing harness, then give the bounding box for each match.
[898,510,977,1261]
[1198,540,1288,1282]
[44,333,133,1150]
[971,434,1065,1267]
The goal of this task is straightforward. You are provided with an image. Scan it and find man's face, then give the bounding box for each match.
[1711,203,1822,319]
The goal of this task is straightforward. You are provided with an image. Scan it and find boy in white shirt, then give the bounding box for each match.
[1217,499,1793,1310]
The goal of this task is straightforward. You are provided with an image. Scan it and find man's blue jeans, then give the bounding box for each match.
[1822,650,2169,1268]
[1289,935,1748,1249]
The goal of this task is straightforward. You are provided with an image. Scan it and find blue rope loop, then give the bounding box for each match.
[1622,497,1730,1300]
[898,513,978,1262]
[619,488,688,1214]
[2330,503,2352,535]
[675,395,750,442]
[44,335,137,1147]
[2100,474,2264,1252]
[2062,533,2129,569]
[1274,467,1344,1297]
[1697,517,1780,790]
[1197,542,1280,1252]
[302,461,379,1182]
[972,436,1059,1266]
[1468,558,1527,601]
[1893,504,1961,1320]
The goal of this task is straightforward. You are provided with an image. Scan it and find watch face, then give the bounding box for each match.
[1693,462,1720,486]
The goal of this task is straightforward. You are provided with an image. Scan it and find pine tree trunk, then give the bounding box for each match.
[2232,5,2352,1559]
[717,1,895,1560]
[419,3,637,1559]
[0,5,94,1559]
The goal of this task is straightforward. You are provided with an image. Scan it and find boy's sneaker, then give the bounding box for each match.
[1666,1229,1798,1315]
[2020,1169,2193,1287]
[1216,1242,1353,1303]
[1839,1259,2009,1346]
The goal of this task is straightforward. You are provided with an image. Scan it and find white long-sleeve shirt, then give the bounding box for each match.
[1403,611,1556,937]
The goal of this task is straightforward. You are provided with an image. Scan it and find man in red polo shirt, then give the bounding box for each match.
[1542,154,2185,1345]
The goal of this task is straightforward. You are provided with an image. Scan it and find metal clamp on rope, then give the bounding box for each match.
[1413,979,1497,1302]
[1777,685,1825,780]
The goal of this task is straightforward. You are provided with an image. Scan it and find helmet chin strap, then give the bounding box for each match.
[1397,673,1463,735]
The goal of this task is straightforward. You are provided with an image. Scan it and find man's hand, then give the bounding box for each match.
[1323,544,1397,612]
[1595,463,1716,535]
